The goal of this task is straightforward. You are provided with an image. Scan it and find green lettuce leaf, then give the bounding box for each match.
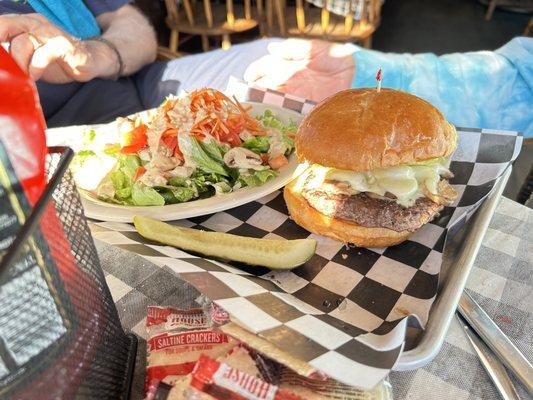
[155,186,197,204]
[106,155,143,203]
[192,171,230,186]
[199,138,229,163]
[256,110,297,133]
[242,136,270,153]
[168,177,193,187]
[131,183,165,206]
[103,143,121,156]
[170,171,233,199]
[238,168,278,187]
[179,134,229,176]
[115,187,132,200]
[71,149,97,171]
[118,154,142,184]
[80,129,96,148]
[282,135,295,155]
[110,170,126,189]
[212,181,232,195]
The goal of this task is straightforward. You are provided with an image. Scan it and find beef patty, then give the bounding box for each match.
[301,188,442,232]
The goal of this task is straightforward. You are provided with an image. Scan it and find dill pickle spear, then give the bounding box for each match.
[134,215,316,270]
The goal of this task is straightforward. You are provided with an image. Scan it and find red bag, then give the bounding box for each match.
[0,46,46,204]
[0,47,107,400]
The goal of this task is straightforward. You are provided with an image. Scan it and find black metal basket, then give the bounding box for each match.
[0,147,136,400]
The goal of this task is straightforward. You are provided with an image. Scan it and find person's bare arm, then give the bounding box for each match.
[244,39,355,102]
[0,5,157,84]
[96,5,157,76]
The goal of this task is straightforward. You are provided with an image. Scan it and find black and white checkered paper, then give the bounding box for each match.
[93,83,523,389]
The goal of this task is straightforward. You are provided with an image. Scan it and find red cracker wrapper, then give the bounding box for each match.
[156,343,263,400]
[146,306,237,395]
[190,355,303,400]
[211,302,230,325]
[147,306,212,335]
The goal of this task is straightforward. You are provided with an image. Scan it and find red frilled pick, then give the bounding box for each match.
[376,67,383,92]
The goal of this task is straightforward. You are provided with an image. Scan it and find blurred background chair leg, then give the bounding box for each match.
[201,34,210,51]
[486,0,498,20]
[266,0,274,34]
[169,29,179,52]
[274,0,287,36]
[524,17,533,35]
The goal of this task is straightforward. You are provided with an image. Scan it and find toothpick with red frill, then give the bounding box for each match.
[376,68,382,92]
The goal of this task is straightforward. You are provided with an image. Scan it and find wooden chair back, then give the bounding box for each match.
[164,0,261,52]
[266,0,382,48]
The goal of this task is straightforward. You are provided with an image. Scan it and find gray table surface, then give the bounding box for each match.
[95,197,532,400]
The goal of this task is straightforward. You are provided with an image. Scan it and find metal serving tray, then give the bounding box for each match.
[47,123,513,372]
[394,166,512,370]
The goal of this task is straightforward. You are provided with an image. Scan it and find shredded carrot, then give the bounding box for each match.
[163,128,179,136]
[162,88,268,150]
[134,166,146,181]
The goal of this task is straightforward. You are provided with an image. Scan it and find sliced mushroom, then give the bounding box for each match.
[223,147,264,170]
[150,153,179,171]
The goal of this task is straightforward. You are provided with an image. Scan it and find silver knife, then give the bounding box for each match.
[458,291,533,394]
[456,314,521,400]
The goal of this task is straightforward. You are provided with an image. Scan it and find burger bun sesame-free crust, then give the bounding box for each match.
[295,88,457,172]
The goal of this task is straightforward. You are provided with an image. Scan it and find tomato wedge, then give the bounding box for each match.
[161,134,178,153]
[120,124,148,154]
[268,155,289,170]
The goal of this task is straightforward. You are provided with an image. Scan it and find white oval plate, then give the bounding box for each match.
[46,102,304,223]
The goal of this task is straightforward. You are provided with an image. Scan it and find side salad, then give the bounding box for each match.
[72,89,297,206]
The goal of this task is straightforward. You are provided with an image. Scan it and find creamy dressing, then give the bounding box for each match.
[167,96,194,133]
[138,148,151,162]
[146,108,167,155]
[267,128,288,159]
[138,168,167,187]
[178,132,198,169]
[239,129,254,141]
[300,158,452,207]
[76,92,291,204]
[165,165,194,179]
[149,153,179,171]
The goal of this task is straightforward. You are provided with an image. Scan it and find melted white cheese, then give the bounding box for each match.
[303,158,451,207]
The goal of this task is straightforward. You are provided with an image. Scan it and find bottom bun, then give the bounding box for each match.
[284,180,413,247]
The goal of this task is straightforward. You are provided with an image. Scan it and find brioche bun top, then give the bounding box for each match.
[295,88,457,172]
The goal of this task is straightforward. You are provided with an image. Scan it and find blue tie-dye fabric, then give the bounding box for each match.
[27,0,101,39]
[352,37,532,137]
